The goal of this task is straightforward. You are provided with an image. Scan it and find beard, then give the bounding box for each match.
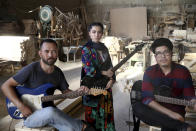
[42,58,57,66]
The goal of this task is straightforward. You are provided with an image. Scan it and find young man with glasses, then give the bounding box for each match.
[132,38,196,131]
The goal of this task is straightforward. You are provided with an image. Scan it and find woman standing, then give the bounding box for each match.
[81,22,116,131]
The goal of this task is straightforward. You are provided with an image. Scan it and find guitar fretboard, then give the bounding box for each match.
[41,88,107,102]
[41,91,86,102]
[155,95,195,107]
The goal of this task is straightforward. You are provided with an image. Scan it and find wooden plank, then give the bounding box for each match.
[15,120,56,131]
[0,59,17,66]
[110,7,147,40]
[60,97,82,114]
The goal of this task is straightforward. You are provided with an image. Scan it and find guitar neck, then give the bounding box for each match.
[112,49,138,72]
[111,43,145,72]
[155,95,195,107]
[41,91,86,102]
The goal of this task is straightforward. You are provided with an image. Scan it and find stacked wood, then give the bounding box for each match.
[22,19,37,35]
[163,12,186,26]
[101,36,128,64]
[0,58,19,74]
[20,36,39,66]
[19,7,87,64]
[51,7,84,46]
[101,36,125,53]
[0,21,22,35]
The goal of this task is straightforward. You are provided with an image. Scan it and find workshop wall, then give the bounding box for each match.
[85,0,196,24]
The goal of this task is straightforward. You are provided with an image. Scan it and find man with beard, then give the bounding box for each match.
[1,39,95,131]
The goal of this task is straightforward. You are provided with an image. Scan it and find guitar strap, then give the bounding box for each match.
[80,45,100,84]
[85,41,111,74]
[89,48,100,72]
[81,44,102,107]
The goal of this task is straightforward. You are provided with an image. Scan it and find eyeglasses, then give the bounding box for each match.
[155,50,171,57]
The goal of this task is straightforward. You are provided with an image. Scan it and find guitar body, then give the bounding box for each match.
[6,83,107,119]
[81,76,109,89]
[130,80,143,105]
[130,81,195,107]
[6,83,54,119]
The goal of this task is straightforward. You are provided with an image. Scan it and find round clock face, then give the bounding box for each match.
[39,5,52,23]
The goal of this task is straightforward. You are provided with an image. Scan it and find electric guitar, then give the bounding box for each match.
[131,89,196,107]
[6,83,107,119]
[81,43,146,88]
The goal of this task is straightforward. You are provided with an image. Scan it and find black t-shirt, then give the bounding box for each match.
[13,61,69,107]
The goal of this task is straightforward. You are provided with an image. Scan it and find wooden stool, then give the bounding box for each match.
[15,120,56,131]
[149,126,161,131]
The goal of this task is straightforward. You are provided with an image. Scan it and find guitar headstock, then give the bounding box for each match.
[135,42,146,52]
[89,88,107,96]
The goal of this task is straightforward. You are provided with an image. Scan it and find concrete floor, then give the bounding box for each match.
[60,60,150,131]
[0,60,151,131]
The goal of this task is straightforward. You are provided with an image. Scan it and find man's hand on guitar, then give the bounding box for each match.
[77,86,89,94]
[101,68,114,78]
[18,103,33,118]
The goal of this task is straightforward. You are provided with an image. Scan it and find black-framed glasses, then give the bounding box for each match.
[155,50,171,57]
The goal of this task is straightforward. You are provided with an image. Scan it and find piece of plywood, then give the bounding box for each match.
[110,7,147,40]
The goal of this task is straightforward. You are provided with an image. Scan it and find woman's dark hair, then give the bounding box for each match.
[150,38,173,53]
[40,39,58,49]
[87,22,104,33]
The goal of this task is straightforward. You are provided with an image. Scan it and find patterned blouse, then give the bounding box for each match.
[81,41,115,79]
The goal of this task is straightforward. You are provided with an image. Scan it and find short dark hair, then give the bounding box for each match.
[150,38,173,53]
[40,39,57,49]
[87,22,104,33]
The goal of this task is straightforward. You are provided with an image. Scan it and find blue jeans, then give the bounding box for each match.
[24,107,83,131]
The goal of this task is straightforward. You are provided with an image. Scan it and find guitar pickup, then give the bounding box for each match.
[14,109,22,117]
